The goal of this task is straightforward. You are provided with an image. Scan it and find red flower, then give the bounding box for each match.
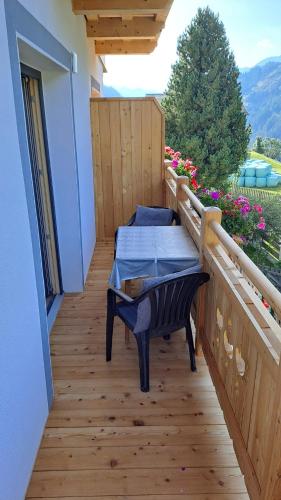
[191,178,199,190]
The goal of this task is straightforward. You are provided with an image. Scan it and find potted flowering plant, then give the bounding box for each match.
[165,145,200,191]
[165,146,179,160]
[198,190,266,248]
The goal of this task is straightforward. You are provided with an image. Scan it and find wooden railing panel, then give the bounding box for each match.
[203,253,258,446]
[109,101,123,229]
[248,361,276,486]
[165,179,177,212]
[99,101,115,237]
[91,97,164,239]
[163,163,281,499]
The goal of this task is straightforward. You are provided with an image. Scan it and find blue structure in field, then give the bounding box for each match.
[238,159,281,188]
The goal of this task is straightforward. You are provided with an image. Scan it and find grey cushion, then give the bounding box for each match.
[134,265,202,334]
[134,205,173,226]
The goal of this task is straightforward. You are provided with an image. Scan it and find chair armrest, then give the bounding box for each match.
[109,287,134,303]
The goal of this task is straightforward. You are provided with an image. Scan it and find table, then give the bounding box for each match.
[109,225,200,289]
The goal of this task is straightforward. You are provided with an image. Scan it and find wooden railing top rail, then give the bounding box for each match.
[181,183,204,216]
[166,165,178,181]
[210,220,281,320]
[165,161,204,215]
[91,96,165,116]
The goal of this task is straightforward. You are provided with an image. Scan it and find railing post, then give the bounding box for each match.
[163,160,172,206]
[176,175,189,202]
[199,206,222,261]
[164,159,172,181]
[196,207,222,354]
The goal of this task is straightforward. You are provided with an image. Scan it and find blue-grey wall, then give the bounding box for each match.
[0,2,49,498]
[0,1,97,499]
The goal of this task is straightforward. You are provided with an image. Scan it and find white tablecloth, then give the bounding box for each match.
[109,226,200,289]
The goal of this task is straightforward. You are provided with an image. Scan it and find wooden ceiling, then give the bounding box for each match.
[72,1,174,54]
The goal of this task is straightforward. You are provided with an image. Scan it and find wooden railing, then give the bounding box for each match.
[164,160,281,500]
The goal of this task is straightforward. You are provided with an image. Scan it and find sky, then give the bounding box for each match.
[103,0,281,94]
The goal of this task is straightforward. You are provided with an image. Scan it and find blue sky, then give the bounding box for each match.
[103,0,281,94]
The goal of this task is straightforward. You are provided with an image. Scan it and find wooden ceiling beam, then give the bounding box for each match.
[87,18,164,39]
[95,39,157,55]
[72,0,172,16]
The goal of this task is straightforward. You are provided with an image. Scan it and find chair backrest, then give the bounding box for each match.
[128,206,181,226]
[136,272,209,336]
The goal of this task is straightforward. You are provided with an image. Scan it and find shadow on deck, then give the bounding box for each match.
[26,241,249,499]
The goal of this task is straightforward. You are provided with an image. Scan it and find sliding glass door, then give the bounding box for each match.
[21,65,61,310]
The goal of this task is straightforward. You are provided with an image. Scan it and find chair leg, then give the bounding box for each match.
[106,293,115,362]
[186,323,196,372]
[135,333,150,392]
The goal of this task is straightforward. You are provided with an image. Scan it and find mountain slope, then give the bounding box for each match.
[103,85,122,97]
[239,61,281,141]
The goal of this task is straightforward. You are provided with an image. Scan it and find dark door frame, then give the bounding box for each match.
[21,63,62,311]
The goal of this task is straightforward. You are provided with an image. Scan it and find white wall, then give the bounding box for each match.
[19,0,99,279]
[0,1,102,498]
[88,38,105,95]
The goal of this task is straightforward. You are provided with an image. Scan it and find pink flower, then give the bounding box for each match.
[253,204,263,214]
[172,159,179,168]
[257,222,266,230]
[211,191,220,200]
[240,204,250,216]
[236,196,249,204]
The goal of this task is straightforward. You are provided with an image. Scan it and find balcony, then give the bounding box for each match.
[26,240,249,498]
[26,97,281,499]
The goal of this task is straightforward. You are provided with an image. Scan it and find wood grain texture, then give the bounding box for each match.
[26,242,248,499]
[164,176,281,499]
[91,98,164,239]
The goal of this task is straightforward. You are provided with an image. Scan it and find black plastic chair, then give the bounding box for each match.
[106,271,210,392]
[114,206,181,258]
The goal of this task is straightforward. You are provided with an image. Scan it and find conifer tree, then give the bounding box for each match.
[255,137,264,154]
[163,7,250,187]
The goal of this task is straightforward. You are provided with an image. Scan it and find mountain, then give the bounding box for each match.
[103,85,148,97]
[103,85,162,97]
[103,85,122,97]
[256,55,281,67]
[240,67,250,74]
[103,57,281,143]
[239,58,281,142]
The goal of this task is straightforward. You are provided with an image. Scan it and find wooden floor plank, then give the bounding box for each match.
[34,444,238,471]
[26,242,248,499]
[29,495,250,500]
[47,406,224,427]
[41,425,232,448]
[52,393,221,411]
[26,468,247,497]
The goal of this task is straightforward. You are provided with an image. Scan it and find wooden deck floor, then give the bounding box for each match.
[26,241,249,499]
